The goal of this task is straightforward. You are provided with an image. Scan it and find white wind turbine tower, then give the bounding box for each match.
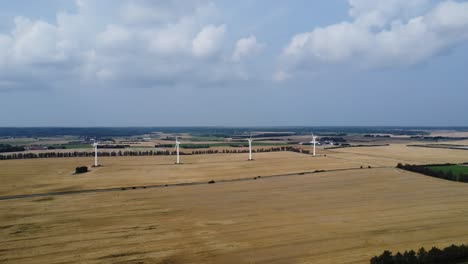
[174,137,181,164]
[310,134,317,157]
[247,135,253,161]
[92,139,99,167]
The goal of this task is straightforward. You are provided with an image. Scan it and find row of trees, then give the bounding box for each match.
[0,146,306,160]
[397,163,468,183]
[370,244,468,264]
[0,150,176,160]
[0,144,25,153]
[207,146,295,155]
[157,143,261,148]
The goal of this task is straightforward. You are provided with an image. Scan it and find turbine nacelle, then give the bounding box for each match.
[91,138,99,147]
[174,137,180,149]
[91,139,100,167]
[310,133,317,157]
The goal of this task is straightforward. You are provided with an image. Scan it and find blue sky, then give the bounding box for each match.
[0,0,467,126]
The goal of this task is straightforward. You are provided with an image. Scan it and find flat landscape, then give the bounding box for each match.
[1,131,468,264]
[2,0,468,262]
[2,168,468,264]
[3,142,468,197]
[1,151,360,197]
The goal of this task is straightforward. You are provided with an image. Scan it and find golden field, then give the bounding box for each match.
[327,144,468,164]
[0,151,363,197]
[1,143,468,263]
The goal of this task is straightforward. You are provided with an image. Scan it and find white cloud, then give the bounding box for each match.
[279,0,468,78]
[0,1,252,91]
[97,24,131,48]
[144,18,194,55]
[349,0,431,27]
[232,35,264,61]
[10,17,66,65]
[192,24,226,57]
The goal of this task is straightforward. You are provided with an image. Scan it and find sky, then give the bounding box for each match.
[0,0,467,127]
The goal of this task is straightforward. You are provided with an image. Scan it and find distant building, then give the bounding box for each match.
[25,146,48,151]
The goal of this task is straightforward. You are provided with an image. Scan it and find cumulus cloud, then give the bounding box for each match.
[192,24,226,57]
[232,35,264,61]
[97,24,131,49]
[348,0,432,27]
[279,0,468,78]
[10,17,68,65]
[0,0,250,91]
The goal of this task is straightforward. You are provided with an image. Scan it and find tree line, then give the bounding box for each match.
[370,244,468,264]
[397,163,468,183]
[0,144,25,153]
[196,146,296,155]
[158,144,211,149]
[0,146,307,160]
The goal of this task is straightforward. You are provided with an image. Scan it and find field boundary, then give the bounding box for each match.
[408,144,468,151]
[0,147,314,161]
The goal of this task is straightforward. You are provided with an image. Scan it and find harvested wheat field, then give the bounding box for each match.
[4,143,466,197]
[1,168,468,264]
[328,143,468,165]
[0,151,368,196]
[1,144,468,263]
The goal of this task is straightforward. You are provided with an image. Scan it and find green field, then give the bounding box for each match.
[0,139,37,145]
[188,142,289,148]
[158,142,290,149]
[428,165,468,177]
[186,136,225,142]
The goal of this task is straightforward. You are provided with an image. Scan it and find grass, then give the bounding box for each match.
[0,140,36,146]
[47,144,92,149]
[63,144,92,149]
[158,142,290,148]
[427,165,468,177]
[186,136,226,142]
[199,142,289,148]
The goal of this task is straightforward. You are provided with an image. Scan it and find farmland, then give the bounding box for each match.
[1,130,468,263]
[428,164,468,177]
[2,167,468,264]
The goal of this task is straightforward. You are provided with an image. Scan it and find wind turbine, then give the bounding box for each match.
[174,137,181,164]
[92,139,99,167]
[310,134,317,157]
[247,135,253,161]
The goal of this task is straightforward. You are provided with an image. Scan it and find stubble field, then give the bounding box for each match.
[1,151,363,197]
[1,143,468,263]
